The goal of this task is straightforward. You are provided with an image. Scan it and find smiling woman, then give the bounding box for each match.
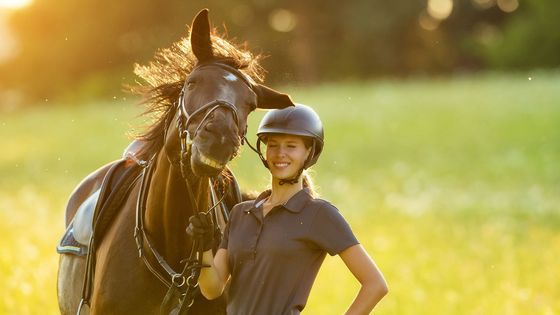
[0,0,31,9]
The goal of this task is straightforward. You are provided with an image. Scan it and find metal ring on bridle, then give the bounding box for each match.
[171,274,186,288]
[186,274,199,287]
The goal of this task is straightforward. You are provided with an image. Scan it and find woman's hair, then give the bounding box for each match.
[302,170,318,198]
[301,137,319,197]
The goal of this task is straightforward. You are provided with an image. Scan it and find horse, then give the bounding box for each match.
[57,9,294,314]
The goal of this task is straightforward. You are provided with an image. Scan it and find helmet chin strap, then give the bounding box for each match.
[278,167,303,185]
[244,136,269,168]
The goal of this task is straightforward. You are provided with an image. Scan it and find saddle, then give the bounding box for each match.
[57,140,149,256]
[56,158,143,256]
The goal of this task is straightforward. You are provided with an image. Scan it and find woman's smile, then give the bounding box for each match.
[272,162,290,169]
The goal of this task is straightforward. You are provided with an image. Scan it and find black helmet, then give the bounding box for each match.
[256,104,324,168]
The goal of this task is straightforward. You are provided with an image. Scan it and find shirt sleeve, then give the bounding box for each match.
[219,203,242,249]
[309,202,359,256]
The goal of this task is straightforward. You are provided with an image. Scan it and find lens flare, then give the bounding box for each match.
[0,0,32,9]
[427,0,454,20]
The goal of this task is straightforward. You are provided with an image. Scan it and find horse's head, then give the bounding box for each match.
[164,9,294,177]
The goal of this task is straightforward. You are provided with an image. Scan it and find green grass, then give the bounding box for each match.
[1,72,559,314]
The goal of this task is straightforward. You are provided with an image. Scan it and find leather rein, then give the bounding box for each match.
[133,62,254,314]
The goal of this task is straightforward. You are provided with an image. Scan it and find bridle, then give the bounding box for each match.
[134,62,254,314]
[174,62,255,170]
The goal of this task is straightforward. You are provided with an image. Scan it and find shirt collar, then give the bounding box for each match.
[251,188,312,213]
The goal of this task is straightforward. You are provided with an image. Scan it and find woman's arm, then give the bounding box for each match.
[339,244,388,314]
[198,248,230,300]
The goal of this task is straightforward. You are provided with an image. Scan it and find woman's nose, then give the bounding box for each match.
[277,147,287,156]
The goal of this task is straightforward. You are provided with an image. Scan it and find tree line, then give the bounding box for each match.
[1,0,558,103]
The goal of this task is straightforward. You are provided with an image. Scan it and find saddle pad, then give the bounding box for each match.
[57,223,88,256]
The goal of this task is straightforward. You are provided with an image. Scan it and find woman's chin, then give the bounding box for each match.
[272,172,300,182]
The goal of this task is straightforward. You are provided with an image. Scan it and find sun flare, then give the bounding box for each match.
[0,0,32,9]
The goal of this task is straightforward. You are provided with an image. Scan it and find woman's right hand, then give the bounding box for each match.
[186,212,214,251]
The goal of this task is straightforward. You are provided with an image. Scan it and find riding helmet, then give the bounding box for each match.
[256,104,324,168]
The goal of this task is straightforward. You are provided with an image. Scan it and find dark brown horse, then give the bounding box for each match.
[57,9,294,314]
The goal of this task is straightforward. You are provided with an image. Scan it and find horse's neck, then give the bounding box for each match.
[144,153,209,265]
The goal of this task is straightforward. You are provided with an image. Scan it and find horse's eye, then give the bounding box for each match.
[186,81,196,90]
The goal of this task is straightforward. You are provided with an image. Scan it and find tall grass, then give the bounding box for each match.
[1,72,559,314]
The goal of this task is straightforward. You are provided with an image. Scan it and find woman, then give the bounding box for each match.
[188,105,388,314]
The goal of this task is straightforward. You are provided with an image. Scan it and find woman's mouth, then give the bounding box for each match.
[273,162,290,169]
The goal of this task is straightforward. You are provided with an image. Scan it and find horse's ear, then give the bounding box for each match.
[191,9,214,62]
[254,84,295,109]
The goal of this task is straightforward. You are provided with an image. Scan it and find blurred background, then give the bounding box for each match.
[1,0,559,104]
[0,0,559,314]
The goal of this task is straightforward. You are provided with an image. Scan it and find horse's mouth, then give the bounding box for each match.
[198,152,226,169]
[190,145,232,177]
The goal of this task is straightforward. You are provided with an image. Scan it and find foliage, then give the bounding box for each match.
[479,0,560,70]
[2,1,559,102]
[1,73,559,314]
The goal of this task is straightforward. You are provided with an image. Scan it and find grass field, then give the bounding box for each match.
[1,72,559,314]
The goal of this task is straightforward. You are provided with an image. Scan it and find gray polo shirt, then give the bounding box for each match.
[219,188,359,315]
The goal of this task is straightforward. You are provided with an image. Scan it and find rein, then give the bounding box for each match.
[134,158,227,314]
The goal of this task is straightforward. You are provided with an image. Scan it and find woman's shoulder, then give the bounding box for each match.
[231,200,255,214]
[307,196,340,213]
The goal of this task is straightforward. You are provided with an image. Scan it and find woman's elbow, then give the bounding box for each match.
[365,278,388,301]
[377,281,389,297]
[200,286,224,300]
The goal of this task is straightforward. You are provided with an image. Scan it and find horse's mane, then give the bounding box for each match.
[131,30,264,158]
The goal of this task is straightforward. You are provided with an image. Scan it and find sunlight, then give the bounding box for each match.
[419,11,440,31]
[497,0,519,13]
[0,0,32,9]
[427,0,453,20]
[269,9,297,32]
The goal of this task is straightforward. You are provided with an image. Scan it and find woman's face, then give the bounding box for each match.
[265,134,311,180]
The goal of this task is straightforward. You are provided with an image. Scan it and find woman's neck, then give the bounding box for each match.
[267,177,304,206]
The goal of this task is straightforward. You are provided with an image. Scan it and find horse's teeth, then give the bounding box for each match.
[199,153,224,169]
